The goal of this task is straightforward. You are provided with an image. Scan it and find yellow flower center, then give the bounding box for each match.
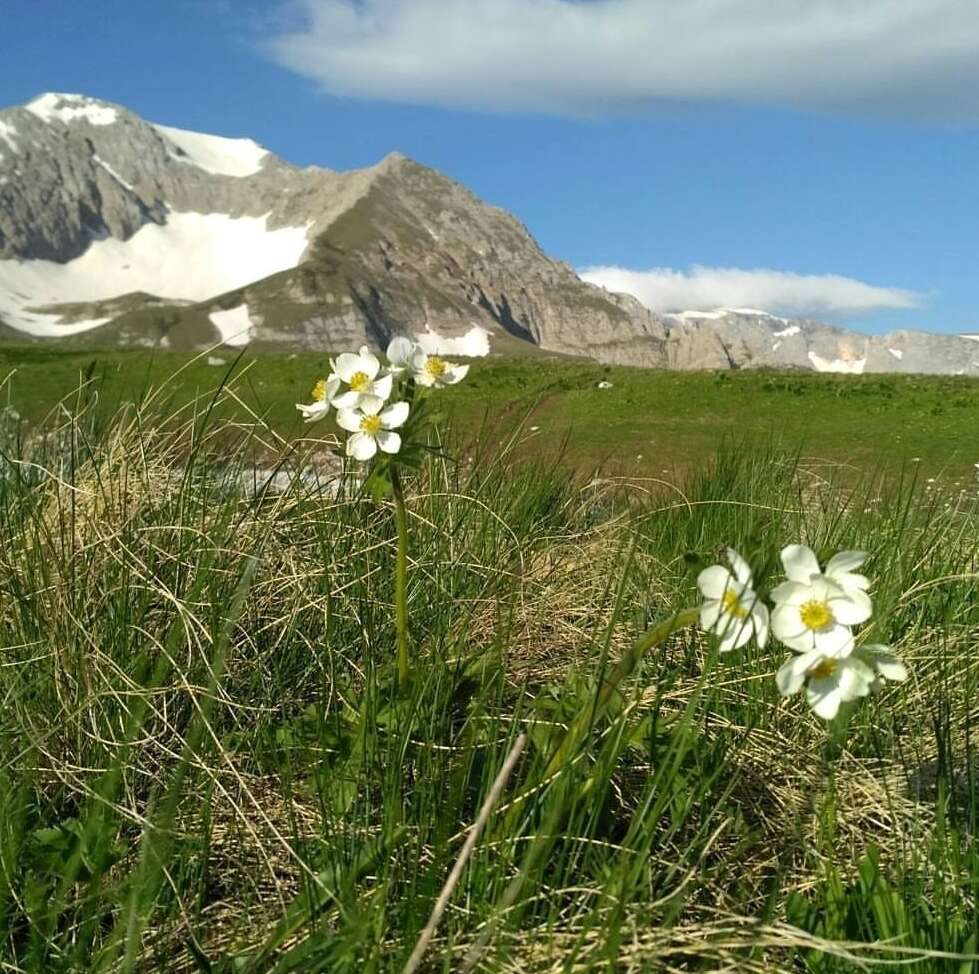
[311,379,328,402]
[722,589,749,619]
[807,658,839,680]
[360,414,382,434]
[349,371,371,392]
[799,599,833,631]
[426,356,447,378]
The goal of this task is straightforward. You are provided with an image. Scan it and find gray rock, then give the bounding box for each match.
[1,93,977,376]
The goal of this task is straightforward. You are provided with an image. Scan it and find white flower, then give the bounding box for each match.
[696,548,769,652]
[295,375,340,423]
[770,545,872,655]
[336,400,409,461]
[331,346,393,411]
[856,643,909,692]
[388,337,468,388]
[411,347,468,388]
[386,336,419,374]
[776,650,875,719]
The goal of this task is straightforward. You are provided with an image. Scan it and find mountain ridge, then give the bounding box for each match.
[1,92,977,376]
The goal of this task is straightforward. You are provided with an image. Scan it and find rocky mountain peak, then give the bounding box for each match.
[0,92,977,376]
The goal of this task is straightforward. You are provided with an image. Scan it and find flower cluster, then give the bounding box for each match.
[697,544,907,720]
[295,331,481,461]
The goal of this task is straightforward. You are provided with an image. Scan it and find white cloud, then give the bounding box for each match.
[579,265,922,316]
[267,0,979,119]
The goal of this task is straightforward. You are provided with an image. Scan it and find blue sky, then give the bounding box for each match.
[2,0,977,335]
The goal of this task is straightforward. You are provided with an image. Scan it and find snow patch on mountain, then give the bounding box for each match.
[208,305,254,347]
[665,309,728,321]
[0,212,309,337]
[773,324,801,338]
[416,324,491,357]
[963,334,979,342]
[26,93,118,126]
[0,120,17,159]
[888,347,904,360]
[93,155,135,192]
[0,288,111,337]
[153,124,269,178]
[808,351,866,374]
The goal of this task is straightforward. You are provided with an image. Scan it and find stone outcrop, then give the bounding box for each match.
[1,93,977,375]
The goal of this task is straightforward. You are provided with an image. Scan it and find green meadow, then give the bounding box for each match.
[0,344,977,971]
[0,343,978,479]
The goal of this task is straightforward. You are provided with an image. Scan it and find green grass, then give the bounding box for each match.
[0,344,977,482]
[0,356,977,972]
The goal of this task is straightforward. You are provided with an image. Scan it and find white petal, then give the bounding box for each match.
[325,374,342,399]
[807,679,844,719]
[781,544,821,584]
[836,658,874,701]
[726,548,753,585]
[837,571,871,592]
[413,369,437,387]
[296,401,329,422]
[440,363,469,385]
[812,624,855,657]
[372,373,394,401]
[375,430,402,454]
[699,600,724,631]
[346,431,377,461]
[360,350,381,379]
[861,645,908,682]
[717,617,753,653]
[840,588,873,619]
[829,593,872,626]
[771,604,811,652]
[358,395,385,415]
[770,580,810,606]
[874,657,908,683]
[751,601,769,649]
[380,401,410,429]
[331,389,361,410]
[809,575,845,602]
[336,408,362,433]
[334,352,362,383]
[387,336,415,368]
[825,551,867,577]
[697,565,733,600]
[777,652,818,696]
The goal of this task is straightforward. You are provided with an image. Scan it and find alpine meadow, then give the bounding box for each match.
[3,7,979,972]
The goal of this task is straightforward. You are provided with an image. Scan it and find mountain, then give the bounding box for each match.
[1,92,978,376]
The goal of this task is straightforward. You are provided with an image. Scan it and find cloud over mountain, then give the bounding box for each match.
[267,0,979,119]
[578,266,923,317]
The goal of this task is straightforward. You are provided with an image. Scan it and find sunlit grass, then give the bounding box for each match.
[0,369,977,972]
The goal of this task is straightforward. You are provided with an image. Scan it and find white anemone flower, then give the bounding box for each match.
[776,650,876,719]
[336,400,409,461]
[331,346,393,411]
[696,548,769,652]
[387,336,468,388]
[411,346,469,388]
[771,546,872,655]
[295,375,340,423]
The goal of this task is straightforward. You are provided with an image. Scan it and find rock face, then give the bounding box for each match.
[1,92,978,376]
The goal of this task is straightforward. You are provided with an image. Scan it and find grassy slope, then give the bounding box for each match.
[0,393,976,973]
[0,344,977,481]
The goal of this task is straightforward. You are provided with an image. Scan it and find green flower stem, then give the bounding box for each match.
[543,606,700,780]
[391,465,411,688]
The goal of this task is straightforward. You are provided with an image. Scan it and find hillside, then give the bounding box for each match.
[1,93,978,375]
